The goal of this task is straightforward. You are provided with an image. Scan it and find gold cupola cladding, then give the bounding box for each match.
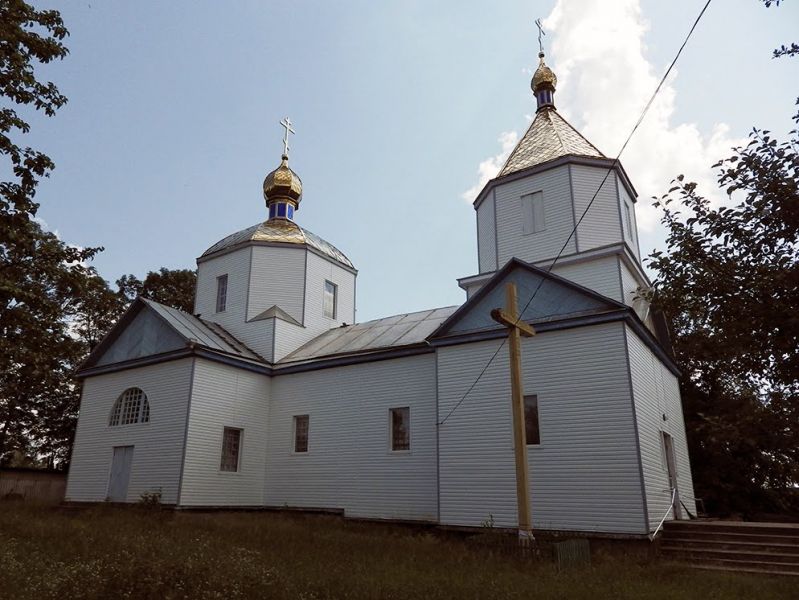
[531,52,557,111]
[263,154,303,209]
[531,52,557,93]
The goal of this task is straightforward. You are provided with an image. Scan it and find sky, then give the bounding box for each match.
[25,0,799,322]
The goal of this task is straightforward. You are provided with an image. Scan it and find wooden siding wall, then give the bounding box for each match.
[264,355,438,521]
[272,252,356,362]
[195,247,251,327]
[477,192,497,273]
[494,165,576,267]
[625,326,696,530]
[179,359,271,506]
[437,322,648,534]
[571,166,622,252]
[550,255,624,303]
[248,246,306,323]
[65,359,193,504]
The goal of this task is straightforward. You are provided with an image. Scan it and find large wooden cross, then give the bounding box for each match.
[491,281,536,542]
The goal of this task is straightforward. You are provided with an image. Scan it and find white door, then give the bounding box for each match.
[662,433,682,519]
[108,446,134,502]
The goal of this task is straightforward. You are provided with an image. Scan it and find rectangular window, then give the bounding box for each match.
[521,192,545,235]
[624,201,634,239]
[216,274,228,313]
[294,415,309,453]
[323,280,337,319]
[524,395,540,445]
[390,407,410,451]
[220,427,242,472]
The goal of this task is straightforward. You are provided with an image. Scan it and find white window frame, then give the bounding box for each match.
[389,407,411,452]
[524,394,541,446]
[521,192,545,235]
[323,280,337,319]
[216,274,228,313]
[109,388,150,427]
[293,414,309,453]
[220,427,243,473]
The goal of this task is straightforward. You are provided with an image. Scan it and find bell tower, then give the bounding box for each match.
[458,37,652,327]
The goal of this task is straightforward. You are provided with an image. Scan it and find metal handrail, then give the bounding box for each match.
[649,487,677,541]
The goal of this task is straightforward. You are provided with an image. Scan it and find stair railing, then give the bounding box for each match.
[649,487,677,541]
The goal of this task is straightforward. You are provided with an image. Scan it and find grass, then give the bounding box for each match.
[0,502,794,600]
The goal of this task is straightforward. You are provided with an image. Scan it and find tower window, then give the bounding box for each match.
[216,274,228,313]
[521,192,545,235]
[624,201,634,239]
[323,280,337,319]
[524,395,540,445]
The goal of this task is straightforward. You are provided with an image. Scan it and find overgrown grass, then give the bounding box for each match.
[0,502,793,599]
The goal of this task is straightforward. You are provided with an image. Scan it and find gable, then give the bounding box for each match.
[95,307,187,366]
[432,259,624,339]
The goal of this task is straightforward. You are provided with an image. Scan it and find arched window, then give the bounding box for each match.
[109,388,150,426]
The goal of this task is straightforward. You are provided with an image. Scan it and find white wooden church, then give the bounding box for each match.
[66,51,696,537]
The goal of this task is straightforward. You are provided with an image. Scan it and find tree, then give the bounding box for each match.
[0,2,110,467]
[116,268,197,314]
[647,106,799,515]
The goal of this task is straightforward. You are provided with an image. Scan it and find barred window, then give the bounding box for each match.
[390,407,410,451]
[109,388,150,426]
[220,427,242,472]
[294,415,309,453]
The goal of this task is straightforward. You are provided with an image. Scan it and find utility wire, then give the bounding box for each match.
[438,0,713,427]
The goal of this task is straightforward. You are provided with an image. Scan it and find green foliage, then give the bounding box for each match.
[117,267,197,314]
[647,110,799,515]
[0,504,793,599]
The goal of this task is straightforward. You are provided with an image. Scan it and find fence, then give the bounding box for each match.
[0,467,67,504]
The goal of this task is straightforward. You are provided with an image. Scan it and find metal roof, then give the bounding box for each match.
[499,108,604,177]
[200,220,354,269]
[280,306,458,364]
[142,299,264,362]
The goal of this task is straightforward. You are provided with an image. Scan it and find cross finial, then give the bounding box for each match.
[535,18,546,54]
[279,116,295,158]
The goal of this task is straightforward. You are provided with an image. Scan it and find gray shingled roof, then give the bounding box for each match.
[280,306,458,364]
[142,299,264,362]
[499,108,604,177]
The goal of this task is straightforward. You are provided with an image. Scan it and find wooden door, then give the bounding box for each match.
[107,446,134,502]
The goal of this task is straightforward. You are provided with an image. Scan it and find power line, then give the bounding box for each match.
[438,0,713,427]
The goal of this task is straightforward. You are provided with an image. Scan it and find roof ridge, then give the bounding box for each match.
[550,110,605,157]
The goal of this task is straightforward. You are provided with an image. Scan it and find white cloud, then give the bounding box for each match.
[462,0,744,250]
[461,130,518,203]
[544,0,743,238]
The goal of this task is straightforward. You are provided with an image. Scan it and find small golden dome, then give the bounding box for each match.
[531,52,557,93]
[263,154,303,207]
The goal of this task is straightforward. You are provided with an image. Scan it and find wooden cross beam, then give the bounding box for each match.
[491,281,536,543]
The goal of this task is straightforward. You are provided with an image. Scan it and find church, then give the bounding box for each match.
[66,50,696,537]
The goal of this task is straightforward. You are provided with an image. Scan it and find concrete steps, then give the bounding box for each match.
[659,520,799,576]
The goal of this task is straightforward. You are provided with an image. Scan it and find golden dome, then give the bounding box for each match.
[263,154,303,207]
[531,52,557,93]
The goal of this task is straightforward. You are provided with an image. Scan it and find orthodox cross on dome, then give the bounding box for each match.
[535,18,546,54]
[280,116,295,158]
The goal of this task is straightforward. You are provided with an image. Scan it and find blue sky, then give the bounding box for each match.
[27,0,799,321]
